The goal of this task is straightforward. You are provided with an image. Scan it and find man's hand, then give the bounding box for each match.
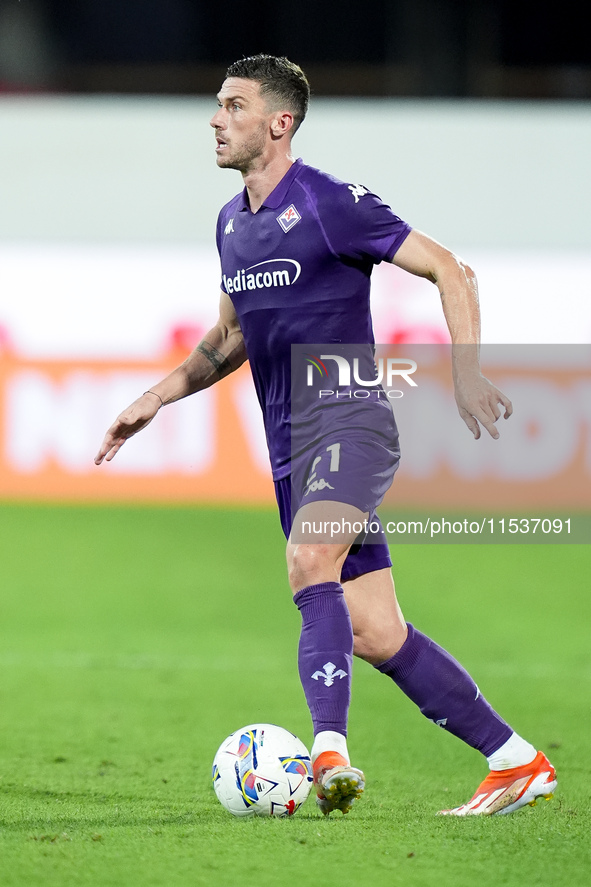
[94,393,161,465]
[454,372,513,440]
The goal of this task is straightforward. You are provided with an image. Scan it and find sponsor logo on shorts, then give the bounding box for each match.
[223,259,301,294]
[303,452,336,496]
[304,477,335,495]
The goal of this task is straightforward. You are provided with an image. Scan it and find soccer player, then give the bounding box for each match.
[95,55,556,817]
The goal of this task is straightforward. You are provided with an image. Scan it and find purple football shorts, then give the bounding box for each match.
[274,430,400,582]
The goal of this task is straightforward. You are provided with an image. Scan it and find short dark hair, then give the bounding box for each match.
[225,54,310,133]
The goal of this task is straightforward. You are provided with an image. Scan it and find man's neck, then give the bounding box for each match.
[242,152,295,213]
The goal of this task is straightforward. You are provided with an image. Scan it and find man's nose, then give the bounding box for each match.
[210,109,225,128]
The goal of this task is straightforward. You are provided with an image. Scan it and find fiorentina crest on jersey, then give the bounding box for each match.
[277,204,301,232]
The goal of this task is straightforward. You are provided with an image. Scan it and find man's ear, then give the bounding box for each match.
[270,111,294,138]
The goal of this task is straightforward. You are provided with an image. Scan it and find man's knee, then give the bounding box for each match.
[351,609,408,664]
[353,624,407,665]
[286,542,343,594]
[343,568,407,664]
[353,629,397,664]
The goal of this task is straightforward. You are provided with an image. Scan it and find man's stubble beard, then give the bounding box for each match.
[217,122,268,172]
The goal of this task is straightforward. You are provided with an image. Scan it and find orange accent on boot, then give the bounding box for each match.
[313,751,349,786]
[476,751,555,795]
[439,750,557,816]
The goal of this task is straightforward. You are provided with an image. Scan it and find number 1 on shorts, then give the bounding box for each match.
[326,442,341,472]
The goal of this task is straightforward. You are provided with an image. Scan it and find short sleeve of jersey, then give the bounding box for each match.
[216,199,239,292]
[215,209,224,257]
[312,179,412,266]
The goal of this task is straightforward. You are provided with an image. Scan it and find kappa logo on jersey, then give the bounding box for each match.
[276,204,301,233]
[348,184,369,203]
[222,259,301,294]
[224,218,235,235]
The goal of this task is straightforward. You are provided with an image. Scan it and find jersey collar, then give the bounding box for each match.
[238,158,304,212]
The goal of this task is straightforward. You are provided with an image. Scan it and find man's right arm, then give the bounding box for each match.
[94,291,246,465]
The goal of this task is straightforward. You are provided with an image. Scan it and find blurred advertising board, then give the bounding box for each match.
[0,347,273,503]
[1,342,589,520]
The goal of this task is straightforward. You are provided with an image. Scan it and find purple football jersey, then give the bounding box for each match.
[215,159,411,480]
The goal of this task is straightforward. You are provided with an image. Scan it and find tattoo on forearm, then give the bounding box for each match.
[197,341,232,376]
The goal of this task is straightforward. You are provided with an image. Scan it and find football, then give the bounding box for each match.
[212,723,313,817]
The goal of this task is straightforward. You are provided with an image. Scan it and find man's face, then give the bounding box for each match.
[210,78,273,172]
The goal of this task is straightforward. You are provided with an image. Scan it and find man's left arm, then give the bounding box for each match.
[391,229,512,440]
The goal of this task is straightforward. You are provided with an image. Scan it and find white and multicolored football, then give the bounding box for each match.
[212,723,313,817]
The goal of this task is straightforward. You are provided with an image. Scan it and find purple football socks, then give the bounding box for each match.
[376,623,513,756]
[294,582,353,737]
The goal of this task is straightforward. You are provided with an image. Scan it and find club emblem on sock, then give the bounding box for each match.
[311,661,348,687]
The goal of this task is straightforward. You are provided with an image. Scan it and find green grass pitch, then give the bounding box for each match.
[0,503,589,886]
